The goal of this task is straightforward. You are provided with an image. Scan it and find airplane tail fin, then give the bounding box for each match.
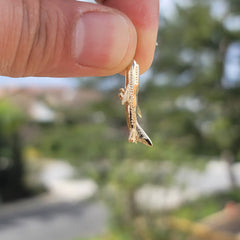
[136,122,153,147]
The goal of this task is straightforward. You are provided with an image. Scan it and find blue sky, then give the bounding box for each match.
[0,76,79,88]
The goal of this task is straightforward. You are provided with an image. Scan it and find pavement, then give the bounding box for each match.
[0,160,108,240]
[0,196,108,240]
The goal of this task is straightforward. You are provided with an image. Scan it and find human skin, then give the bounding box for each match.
[0,0,159,77]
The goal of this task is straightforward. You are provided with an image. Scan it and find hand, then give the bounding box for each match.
[0,0,159,77]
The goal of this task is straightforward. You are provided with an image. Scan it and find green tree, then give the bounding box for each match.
[149,0,240,169]
[0,100,28,202]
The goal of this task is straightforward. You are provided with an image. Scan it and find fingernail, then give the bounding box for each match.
[73,12,130,69]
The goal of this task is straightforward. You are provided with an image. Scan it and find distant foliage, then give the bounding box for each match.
[0,101,29,202]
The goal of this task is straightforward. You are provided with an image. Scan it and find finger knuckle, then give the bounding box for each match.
[5,0,65,77]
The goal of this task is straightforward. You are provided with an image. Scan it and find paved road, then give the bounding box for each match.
[0,197,108,240]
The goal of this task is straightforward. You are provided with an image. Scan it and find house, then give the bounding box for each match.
[0,86,102,122]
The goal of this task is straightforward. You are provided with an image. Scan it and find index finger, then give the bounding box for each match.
[96,0,159,74]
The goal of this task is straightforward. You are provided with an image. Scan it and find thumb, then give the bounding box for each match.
[0,0,137,77]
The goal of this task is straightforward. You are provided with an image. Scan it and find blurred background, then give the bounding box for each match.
[1,0,240,239]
